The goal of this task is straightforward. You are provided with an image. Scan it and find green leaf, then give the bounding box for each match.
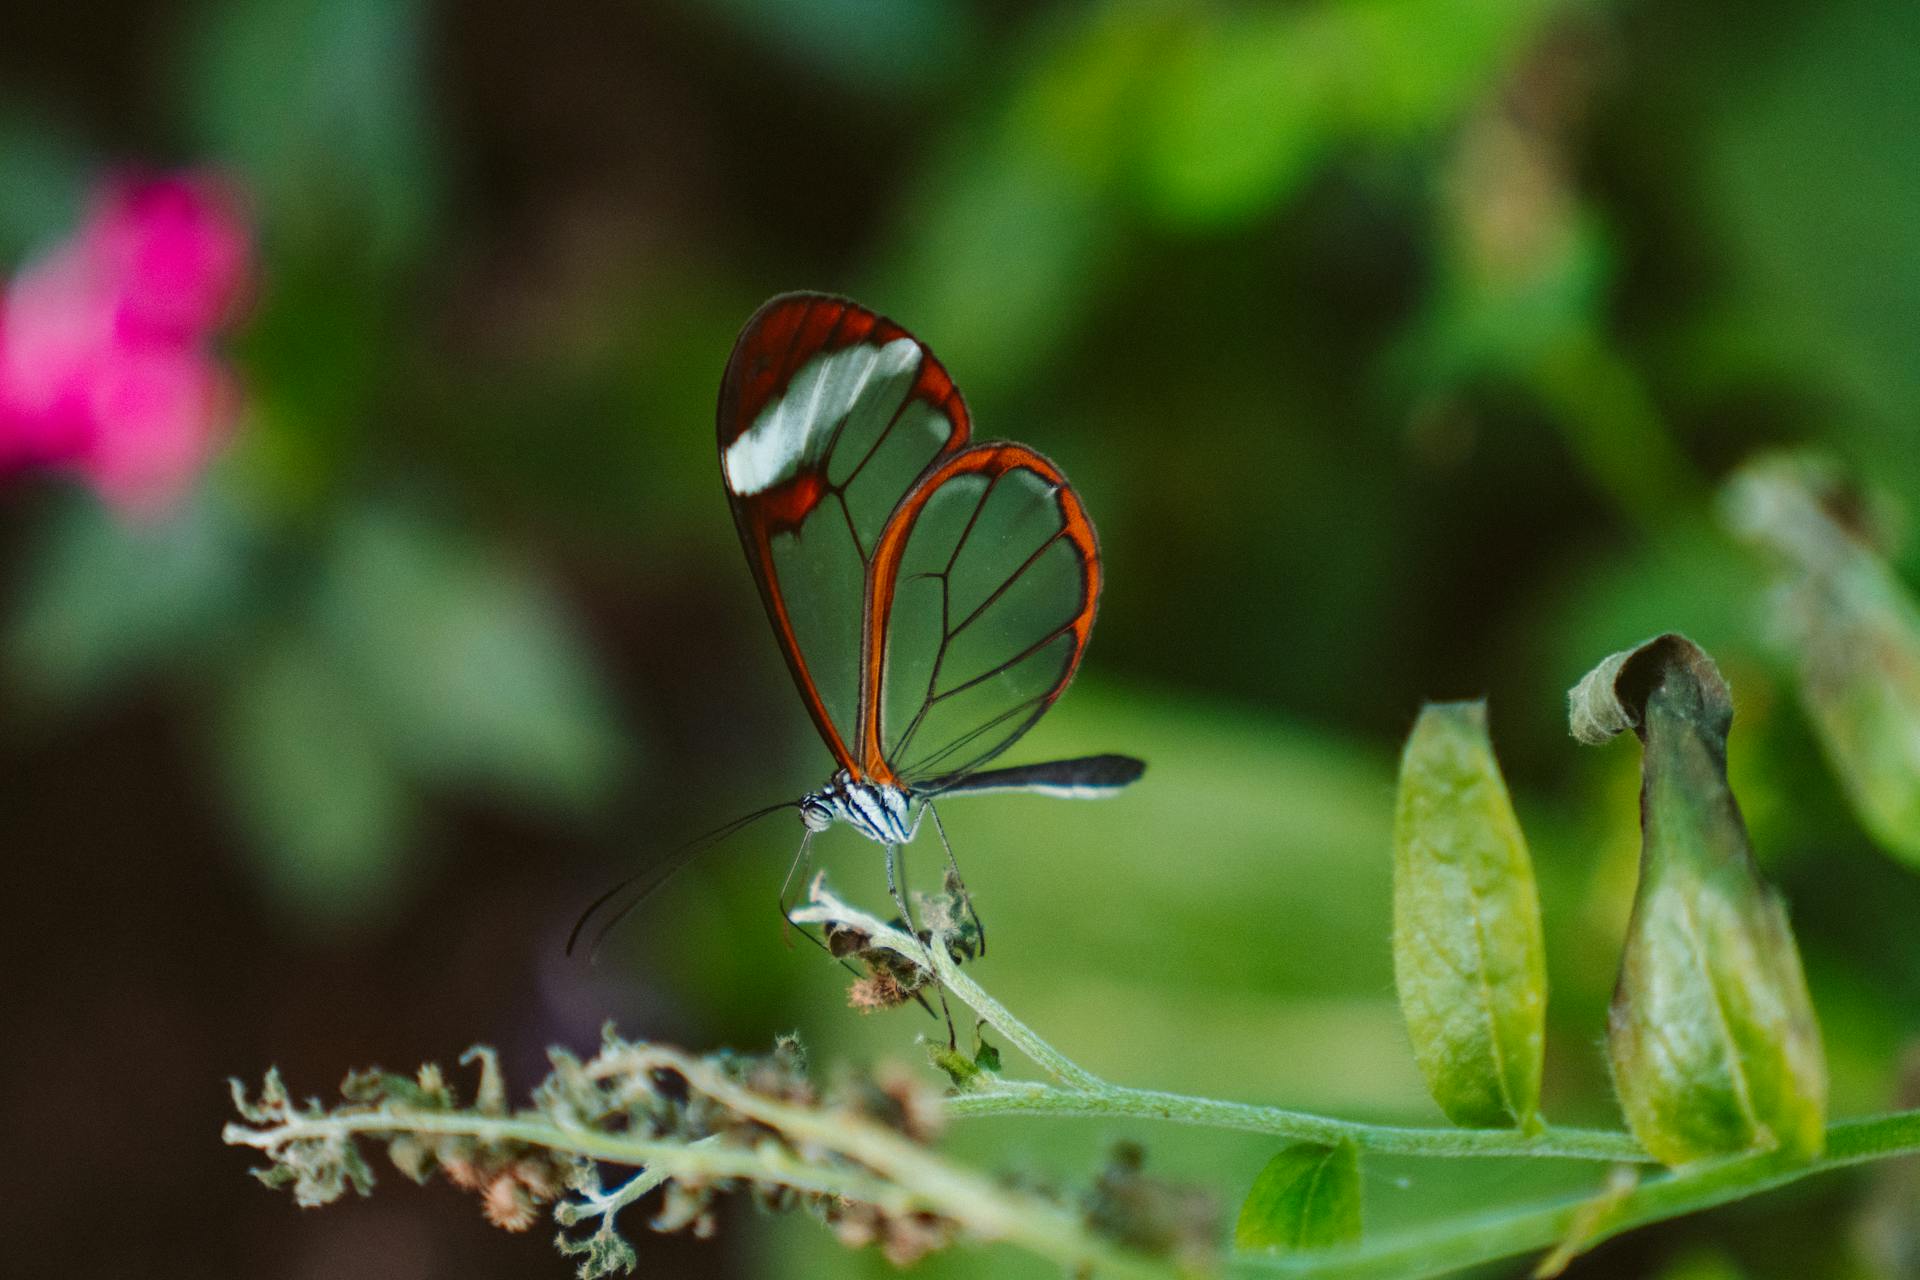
[1135,0,1552,230]
[1136,7,1338,227]
[8,490,252,703]
[218,628,416,929]
[183,0,439,264]
[1570,633,1827,1166]
[0,107,88,259]
[1723,455,1920,870]
[1233,1140,1361,1252]
[1392,701,1547,1130]
[314,503,627,812]
[685,0,977,95]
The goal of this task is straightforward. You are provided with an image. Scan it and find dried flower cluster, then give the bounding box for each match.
[365,1053,572,1232]
[827,870,982,1015]
[227,1028,964,1277]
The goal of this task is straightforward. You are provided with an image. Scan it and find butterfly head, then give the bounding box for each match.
[799,793,835,833]
[802,772,914,845]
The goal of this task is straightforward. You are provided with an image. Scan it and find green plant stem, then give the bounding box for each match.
[795,881,1644,1162]
[1226,1108,1920,1278]
[946,1080,1645,1161]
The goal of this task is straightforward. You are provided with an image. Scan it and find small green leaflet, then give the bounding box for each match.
[1392,701,1547,1131]
[1232,1140,1361,1252]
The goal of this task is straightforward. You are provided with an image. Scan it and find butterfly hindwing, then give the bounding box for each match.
[717,294,972,773]
[860,445,1101,786]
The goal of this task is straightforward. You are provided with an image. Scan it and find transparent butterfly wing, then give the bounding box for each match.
[716,294,970,772]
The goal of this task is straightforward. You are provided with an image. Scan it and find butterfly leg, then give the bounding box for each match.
[887,840,955,1040]
[925,803,986,959]
[884,840,913,934]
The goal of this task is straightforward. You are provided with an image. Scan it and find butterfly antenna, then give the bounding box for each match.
[568,799,799,959]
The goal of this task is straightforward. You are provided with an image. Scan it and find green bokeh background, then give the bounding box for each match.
[3,1,1917,1277]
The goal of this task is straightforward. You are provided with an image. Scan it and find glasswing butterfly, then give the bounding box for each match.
[572,293,1142,956]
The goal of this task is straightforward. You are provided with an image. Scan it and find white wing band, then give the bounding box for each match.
[723,338,920,496]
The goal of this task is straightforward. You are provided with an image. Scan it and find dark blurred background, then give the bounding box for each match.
[3,1,1918,1277]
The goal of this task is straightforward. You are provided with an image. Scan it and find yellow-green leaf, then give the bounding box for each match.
[1393,701,1547,1130]
[1570,634,1827,1166]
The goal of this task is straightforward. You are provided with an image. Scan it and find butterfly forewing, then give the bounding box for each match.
[718,294,971,773]
[861,446,1100,785]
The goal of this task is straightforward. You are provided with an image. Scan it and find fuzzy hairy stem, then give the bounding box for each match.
[945,1081,1647,1162]
[224,1108,900,1202]
[793,880,1645,1162]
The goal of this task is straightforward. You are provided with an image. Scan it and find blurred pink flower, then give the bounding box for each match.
[0,170,250,516]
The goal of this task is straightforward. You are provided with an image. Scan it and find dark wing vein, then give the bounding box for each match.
[835,492,866,563]
[812,330,886,495]
[948,525,1068,639]
[942,468,1003,576]
[810,341,945,572]
[916,473,1001,703]
[888,472,1036,764]
[902,692,1051,778]
[932,615,1080,703]
[836,384,920,500]
[882,462,1091,778]
[766,298,815,387]
[890,608,1079,768]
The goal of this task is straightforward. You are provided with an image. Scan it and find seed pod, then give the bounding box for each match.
[1723,454,1920,870]
[1392,701,1547,1130]
[1570,634,1826,1166]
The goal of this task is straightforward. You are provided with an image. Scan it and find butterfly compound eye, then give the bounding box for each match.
[800,799,833,833]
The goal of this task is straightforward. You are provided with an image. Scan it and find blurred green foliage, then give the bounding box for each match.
[4,0,1920,1275]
